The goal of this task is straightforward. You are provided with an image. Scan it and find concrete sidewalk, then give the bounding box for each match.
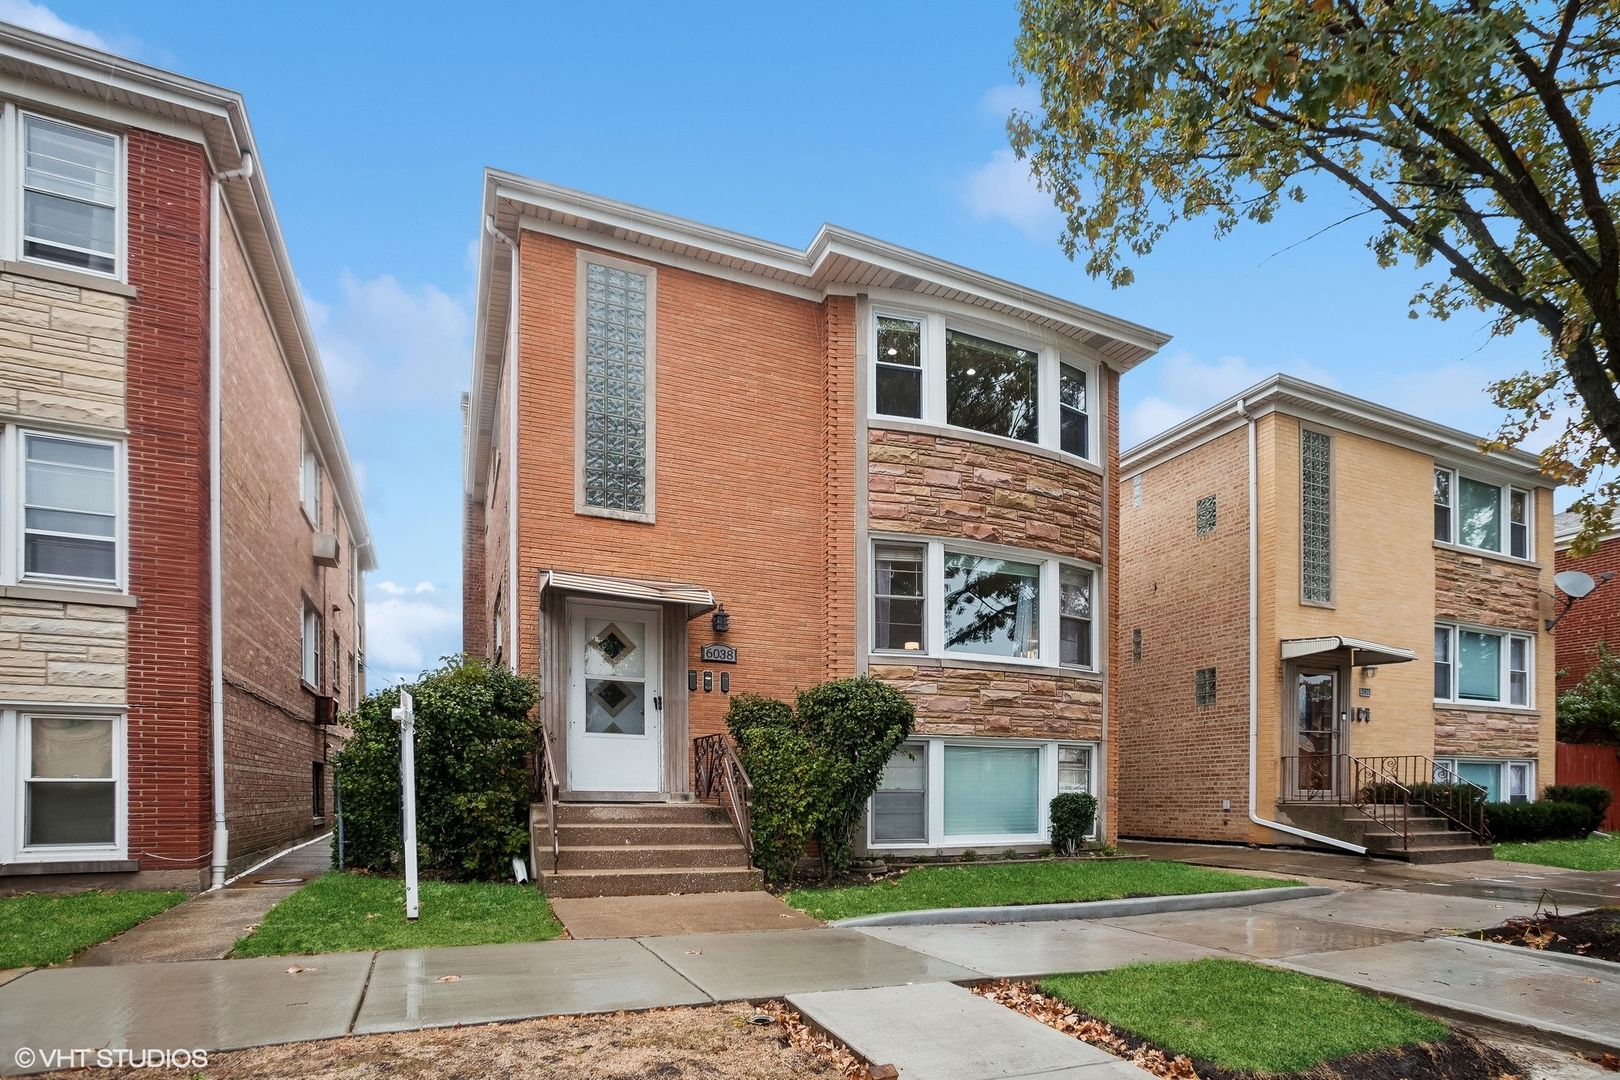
[3,875,1617,1074]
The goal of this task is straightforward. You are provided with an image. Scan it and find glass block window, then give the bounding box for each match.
[1132,627,1142,662]
[1301,429,1332,603]
[583,262,649,513]
[1131,474,1142,508]
[1195,494,1217,536]
[1195,667,1217,706]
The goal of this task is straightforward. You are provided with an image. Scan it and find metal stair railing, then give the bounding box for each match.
[693,733,753,858]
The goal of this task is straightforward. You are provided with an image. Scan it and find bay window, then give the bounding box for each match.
[1434,466,1532,559]
[1434,623,1533,707]
[871,537,1096,670]
[868,310,1098,463]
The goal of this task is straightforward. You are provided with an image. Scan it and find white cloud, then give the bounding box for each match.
[964,148,1061,241]
[979,83,1041,119]
[374,580,437,597]
[309,270,472,411]
[0,0,109,49]
[1123,352,1338,447]
[365,588,460,685]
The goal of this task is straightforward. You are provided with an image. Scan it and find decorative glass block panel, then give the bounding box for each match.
[1195,494,1217,536]
[943,552,1040,658]
[1195,667,1217,706]
[1301,429,1332,602]
[583,262,649,513]
[943,744,1038,836]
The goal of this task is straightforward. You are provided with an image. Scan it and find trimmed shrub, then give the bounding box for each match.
[1543,784,1613,832]
[1485,799,1596,843]
[725,694,822,884]
[334,657,538,881]
[1050,792,1098,855]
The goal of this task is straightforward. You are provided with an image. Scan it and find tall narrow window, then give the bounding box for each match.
[583,261,650,514]
[27,715,115,846]
[23,115,117,275]
[1301,429,1332,603]
[1195,667,1217,706]
[1509,635,1530,706]
[1059,565,1092,668]
[1059,362,1088,458]
[312,762,325,818]
[1434,626,1452,699]
[873,543,926,652]
[1058,746,1092,794]
[943,552,1040,658]
[872,743,927,842]
[1196,495,1217,536]
[302,600,322,688]
[1508,762,1529,803]
[875,316,922,418]
[24,433,116,584]
[1509,489,1530,559]
[945,329,1037,443]
[301,431,321,527]
[1434,468,1452,543]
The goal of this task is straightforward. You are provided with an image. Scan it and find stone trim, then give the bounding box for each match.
[0,584,137,608]
[0,858,137,875]
[0,260,137,298]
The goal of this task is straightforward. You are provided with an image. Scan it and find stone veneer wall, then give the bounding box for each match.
[1433,545,1545,760]
[870,662,1103,741]
[868,428,1103,561]
[1433,708,1541,758]
[0,599,127,703]
[0,271,127,428]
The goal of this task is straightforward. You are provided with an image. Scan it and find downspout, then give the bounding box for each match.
[209,152,254,890]
[1239,398,1366,855]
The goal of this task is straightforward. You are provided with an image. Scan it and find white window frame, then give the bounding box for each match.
[866,307,1100,464]
[1433,622,1534,708]
[6,708,127,862]
[7,425,127,592]
[300,429,321,528]
[5,105,127,283]
[301,598,323,691]
[1433,756,1536,803]
[1433,465,1533,560]
[868,535,1098,671]
[865,736,1100,850]
[574,250,658,524]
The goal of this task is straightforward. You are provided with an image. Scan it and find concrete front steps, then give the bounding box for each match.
[533,801,762,898]
[1278,802,1494,864]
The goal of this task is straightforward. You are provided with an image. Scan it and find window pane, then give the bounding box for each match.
[25,117,116,204]
[1060,363,1087,457]
[1059,565,1091,667]
[873,543,926,652]
[943,553,1040,658]
[1458,477,1502,551]
[1458,630,1501,701]
[1457,761,1501,802]
[877,316,922,368]
[25,535,114,580]
[1301,430,1332,602]
[32,717,112,778]
[27,781,114,845]
[874,743,927,842]
[1058,745,1090,794]
[582,262,649,513]
[1509,636,1529,706]
[875,364,922,418]
[1508,763,1528,802]
[1434,469,1452,543]
[1434,626,1452,699]
[943,744,1038,836]
[945,329,1037,443]
[1509,489,1529,559]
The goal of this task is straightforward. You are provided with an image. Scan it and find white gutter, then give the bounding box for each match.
[1238,398,1367,856]
[207,152,253,889]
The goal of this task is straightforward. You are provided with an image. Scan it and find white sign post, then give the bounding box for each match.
[393,689,419,921]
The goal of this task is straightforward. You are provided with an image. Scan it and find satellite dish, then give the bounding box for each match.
[1556,570,1597,598]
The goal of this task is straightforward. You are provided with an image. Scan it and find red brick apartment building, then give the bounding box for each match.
[463,172,1168,895]
[1553,511,1620,693]
[1118,377,1555,862]
[0,27,373,892]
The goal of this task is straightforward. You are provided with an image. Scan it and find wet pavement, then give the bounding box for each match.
[550,890,821,938]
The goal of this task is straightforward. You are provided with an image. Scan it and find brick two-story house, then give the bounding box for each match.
[1117,376,1556,861]
[0,26,373,892]
[463,172,1168,895]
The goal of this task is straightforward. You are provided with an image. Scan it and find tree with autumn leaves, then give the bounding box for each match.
[1011,0,1620,548]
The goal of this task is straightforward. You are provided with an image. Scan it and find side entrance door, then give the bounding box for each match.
[567,601,663,794]
[1292,665,1344,795]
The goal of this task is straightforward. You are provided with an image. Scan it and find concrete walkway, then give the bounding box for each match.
[72,834,331,966]
[3,867,1618,1074]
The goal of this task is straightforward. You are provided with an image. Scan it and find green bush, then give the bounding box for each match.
[1543,784,1613,832]
[1557,642,1620,744]
[334,657,537,881]
[1485,799,1596,842]
[1050,792,1098,854]
[725,678,914,882]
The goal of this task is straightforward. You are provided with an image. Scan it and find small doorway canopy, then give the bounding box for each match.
[539,569,717,620]
[1280,636,1416,667]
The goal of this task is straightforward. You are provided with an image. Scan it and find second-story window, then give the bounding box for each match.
[581,259,652,517]
[22,115,118,276]
[1059,363,1088,457]
[23,432,117,585]
[946,329,1038,444]
[300,431,321,527]
[875,316,922,418]
[1434,467,1531,559]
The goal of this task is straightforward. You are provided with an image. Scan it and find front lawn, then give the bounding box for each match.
[0,889,186,968]
[1494,833,1620,871]
[232,872,563,956]
[1040,959,1448,1074]
[784,860,1299,922]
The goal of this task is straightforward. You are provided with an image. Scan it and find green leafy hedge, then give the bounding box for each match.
[1050,792,1097,854]
[334,657,538,881]
[726,678,913,883]
[1543,783,1613,830]
[1485,799,1596,842]
[1557,641,1620,744]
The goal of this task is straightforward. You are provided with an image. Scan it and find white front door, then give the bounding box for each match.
[568,602,663,793]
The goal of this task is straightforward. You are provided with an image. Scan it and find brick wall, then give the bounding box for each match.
[124,129,212,873]
[822,297,857,677]
[1553,535,1620,693]
[1103,367,1121,843]
[1118,426,1252,842]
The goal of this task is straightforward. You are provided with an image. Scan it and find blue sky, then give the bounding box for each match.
[23,1,1560,685]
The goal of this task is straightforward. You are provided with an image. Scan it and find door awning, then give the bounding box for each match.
[1281,636,1416,667]
[539,569,717,619]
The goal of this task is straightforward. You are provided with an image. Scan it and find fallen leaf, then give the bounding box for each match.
[436,975,462,983]
[286,965,303,975]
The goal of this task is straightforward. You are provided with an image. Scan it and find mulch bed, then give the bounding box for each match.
[973,981,1523,1080]
[1473,906,1620,962]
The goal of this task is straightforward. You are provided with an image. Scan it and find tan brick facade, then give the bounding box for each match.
[0,273,127,428]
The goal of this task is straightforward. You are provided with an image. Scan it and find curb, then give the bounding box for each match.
[1444,933,1620,976]
[829,885,1335,927]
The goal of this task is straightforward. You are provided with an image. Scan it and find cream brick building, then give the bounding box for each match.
[1118,376,1554,861]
